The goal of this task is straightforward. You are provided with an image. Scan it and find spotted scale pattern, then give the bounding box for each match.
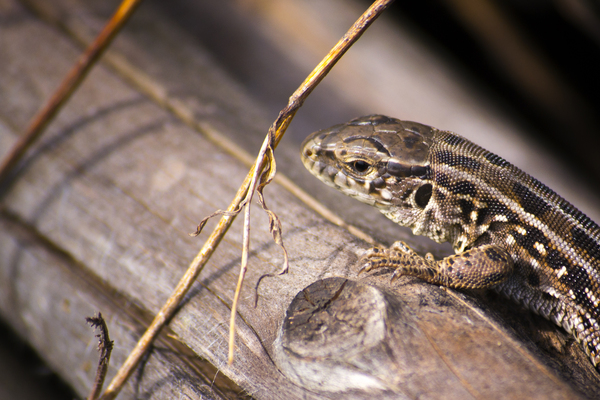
[301,115,600,368]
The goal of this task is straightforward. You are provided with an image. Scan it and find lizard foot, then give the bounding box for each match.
[358,241,434,282]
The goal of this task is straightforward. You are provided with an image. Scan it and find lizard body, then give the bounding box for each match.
[300,114,600,368]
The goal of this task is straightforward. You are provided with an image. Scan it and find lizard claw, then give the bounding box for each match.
[390,241,419,256]
[358,247,387,275]
[390,268,402,282]
[357,263,370,275]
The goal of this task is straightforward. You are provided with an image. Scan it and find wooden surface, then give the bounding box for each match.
[1,0,600,398]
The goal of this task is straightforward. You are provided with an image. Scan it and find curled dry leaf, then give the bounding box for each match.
[254,135,290,303]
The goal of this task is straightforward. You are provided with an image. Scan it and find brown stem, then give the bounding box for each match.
[0,0,144,186]
[86,313,113,400]
[99,0,396,398]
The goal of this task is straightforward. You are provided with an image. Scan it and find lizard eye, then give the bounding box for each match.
[350,160,371,174]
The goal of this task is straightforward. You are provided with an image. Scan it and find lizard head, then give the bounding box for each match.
[301,115,435,219]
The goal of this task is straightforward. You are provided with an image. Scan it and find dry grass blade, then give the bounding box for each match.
[0,0,143,186]
[229,201,253,364]
[99,0,396,397]
[253,148,290,304]
[224,0,398,365]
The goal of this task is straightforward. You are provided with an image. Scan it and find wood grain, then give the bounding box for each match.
[1,0,599,398]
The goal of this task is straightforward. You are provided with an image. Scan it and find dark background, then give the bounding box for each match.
[387,0,600,184]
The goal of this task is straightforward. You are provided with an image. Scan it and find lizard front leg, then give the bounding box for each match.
[360,241,513,290]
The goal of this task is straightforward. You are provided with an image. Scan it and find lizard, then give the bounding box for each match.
[300,114,600,368]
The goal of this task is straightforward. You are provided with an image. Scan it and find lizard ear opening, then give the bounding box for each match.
[414,184,432,209]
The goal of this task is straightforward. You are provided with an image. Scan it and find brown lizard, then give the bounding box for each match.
[300,114,600,368]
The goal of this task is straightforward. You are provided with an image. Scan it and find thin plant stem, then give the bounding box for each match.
[229,202,252,364]
[100,1,395,398]
[86,313,113,400]
[0,0,144,185]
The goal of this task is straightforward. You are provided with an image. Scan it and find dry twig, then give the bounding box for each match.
[100,0,395,398]
[86,313,113,400]
[0,0,143,185]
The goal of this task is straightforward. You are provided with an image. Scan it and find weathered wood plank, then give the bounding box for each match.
[1,0,599,399]
[0,2,359,398]
[0,212,245,399]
